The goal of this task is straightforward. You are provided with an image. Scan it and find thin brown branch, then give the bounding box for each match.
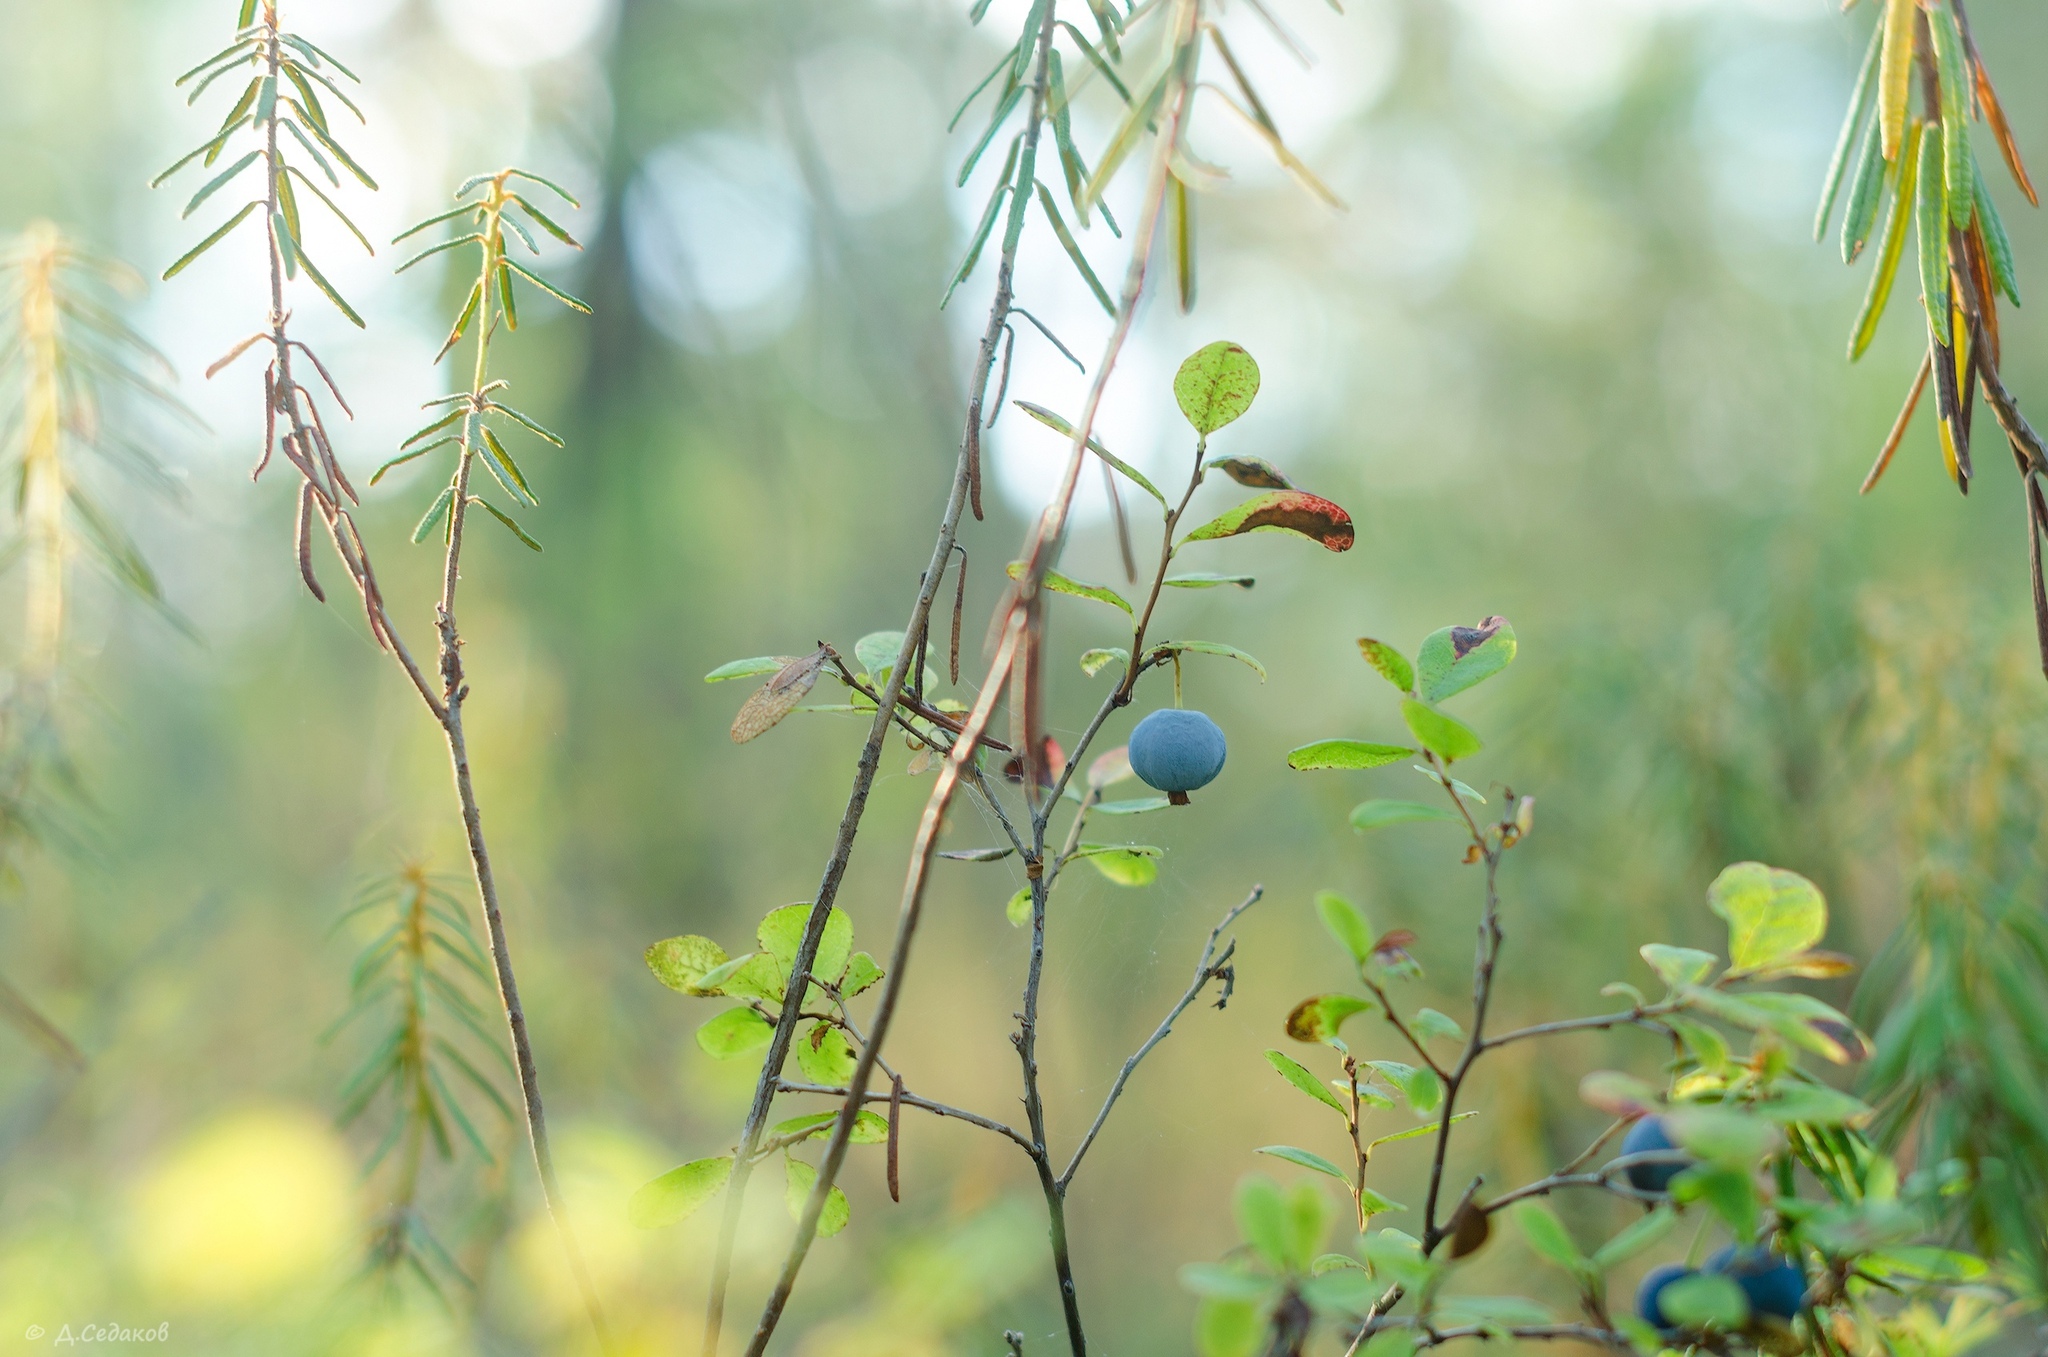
[772,1078,1033,1153]
[1058,885,1262,1189]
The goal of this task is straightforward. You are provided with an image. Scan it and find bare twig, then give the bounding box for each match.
[1060,885,1262,1188]
[773,1078,1033,1153]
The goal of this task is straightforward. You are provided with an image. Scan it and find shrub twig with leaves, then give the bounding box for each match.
[1180,628,2018,1357]
[638,0,1350,1350]
[154,2,607,1347]
[327,864,515,1302]
[1815,0,2048,673]
[0,222,192,1074]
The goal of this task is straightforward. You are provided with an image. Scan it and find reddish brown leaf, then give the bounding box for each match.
[1180,490,1355,552]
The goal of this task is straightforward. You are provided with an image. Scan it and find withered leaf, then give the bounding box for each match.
[731,647,827,744]
[1449,1197,1491,1259]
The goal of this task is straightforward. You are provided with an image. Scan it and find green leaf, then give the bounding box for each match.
[758,904,853,993]
[1362,1229,1437,1290]
[1163,572,1255,589]
[1080,646,1129,677]
[412,485,456,543]
[1182,1262,1274,1302]
[1174,341,1261,434]
[1256,1145,1349,1181]
[488,402,565,447]
[480,427,537,506]
[842,952,884,997]
[1411,1008,1463,1043]
[1281,1180,1328,1271]
[629,1156,733,1228]
[1194,1298,1262,1357]
[1415,618,1515,704]
[1314,891,1373,965]
[1081,67,1167,219]
[1640,944,1718,989]
[1179,491,1354,553]
[294,244,366,328]
[1074,843,1161,887]
[1975,158,2021,304]
[783,1158,851,1237]
[645,935,729,993]
[1012,401,1167,506]
[1664,1108,1778,1166]
[1914,123,1952,346]
[475,497,542,552]
[692,953,758,995]
[1400,700,1481,763]
[795,1022,856,1085]
[1147,640,1266,681]
[1848,117,1921,360]
[1095,796,1171,815]
[162,201,260,279]
[696,1006,774,1059]
[1350,800,1462,831]
[1357,639,1414,693]
[1815,21,1884,242]
[1590,1205,1679,1272]
[1365,1113,1475,1153]
[852,630,905,681]
[1513,1202,1588,1274]
[293,112,378,189]
[1205,454,1291,488]
[1840,112,1887,263]
[1754,1083,1872,1127]
[502,257,593,314]
[1414,768,1486,803]
[706,657,790,683]
[942,139,1015,307]
[704,956,778,1002]
[1287,740,1414,772]
[1006,560,1131,614]
[1659,1272,1749,1330]
[1285,993,1375,1044]
[1034,180,1114,314]
[1706,862,1827,972]
[1365,1061,1443,1114]
[1265,1050,1347,1114]
[1234,1174,1289,1268]
[181,150,260,220]
[1926,0,1973,231]
[1006,886,1033,927]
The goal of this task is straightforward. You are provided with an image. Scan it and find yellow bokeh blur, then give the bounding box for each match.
[128,1104,357,1310]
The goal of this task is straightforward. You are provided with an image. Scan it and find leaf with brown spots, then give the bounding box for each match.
[1179,491,1355,552]
[730,647,827,743]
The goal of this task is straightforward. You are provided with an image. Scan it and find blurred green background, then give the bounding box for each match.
[1,0,2045,1352]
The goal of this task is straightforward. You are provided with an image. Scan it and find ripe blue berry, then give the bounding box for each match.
[1621,1115,1691,1195]
[1637,1264,1695,1330]
[1707,1245,1806,1320]
[1127,708,1227,804]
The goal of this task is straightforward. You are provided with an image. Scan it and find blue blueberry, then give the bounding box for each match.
[1637,1264,1695,1330]
[1707,1245,1807,1320]
[1127,708,1227,803]
[1621,1116,1692,1195]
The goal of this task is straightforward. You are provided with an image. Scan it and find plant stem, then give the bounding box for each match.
[1059,886,1261,1189]
[250,52,608,1339]
[1018,871,1088,1357]
[741,3,1199,1348]
[425,177,614,1354]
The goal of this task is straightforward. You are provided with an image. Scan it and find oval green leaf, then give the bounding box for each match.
[1175,341,1261,434]
[629,1155,733,1229]
[1287,740,1414,772]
